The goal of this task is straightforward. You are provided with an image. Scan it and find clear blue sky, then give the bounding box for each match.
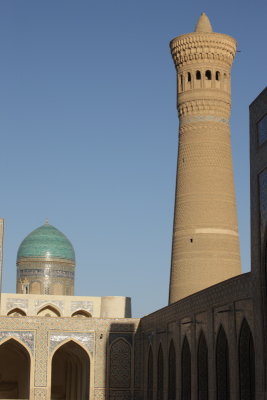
[0,1,266,317]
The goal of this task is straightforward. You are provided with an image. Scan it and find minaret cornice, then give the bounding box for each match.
[170,32,236,68]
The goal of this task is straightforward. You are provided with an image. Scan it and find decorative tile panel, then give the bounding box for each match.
[95,389,107,400]
[94,331,106,387]
[18,268,74,278]
[6,298,28,312]
[34,327,48,387]
[0,330,34,353]
[34,388,47,399]
[71,300,93,313]
[35,299,64,311]
[50,331,94,353]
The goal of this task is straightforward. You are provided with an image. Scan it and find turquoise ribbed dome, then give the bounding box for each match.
[17,223,75,262]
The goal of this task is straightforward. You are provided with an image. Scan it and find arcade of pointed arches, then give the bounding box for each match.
[178,69,230,93]
[6,306,92,318]
[146,319,255,400]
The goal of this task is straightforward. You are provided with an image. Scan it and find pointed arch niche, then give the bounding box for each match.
[168,340,176,400]
[37,304,61,317]
[147,346,154,400]
[181,336,191,400]
[51,340,90,400]
[157,344,164,400]
[216,326,229,400]
[0,338,30,399]
[109,338,131,389]
[71,310,92,318]
[239,319,255,400]
[7,308,26,317]
[197,332,208,400]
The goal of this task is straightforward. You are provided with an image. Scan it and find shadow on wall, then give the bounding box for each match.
[141,310,255,400]
[105,322,142,400]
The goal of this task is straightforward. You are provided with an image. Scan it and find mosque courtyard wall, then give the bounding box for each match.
[138,272,262,400]
[0,315,140,400]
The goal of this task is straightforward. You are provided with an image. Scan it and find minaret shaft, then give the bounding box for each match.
[169,15,241,303]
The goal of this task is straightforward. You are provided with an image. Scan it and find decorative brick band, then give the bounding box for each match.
[170,32,236,67]
[180,115,229,126]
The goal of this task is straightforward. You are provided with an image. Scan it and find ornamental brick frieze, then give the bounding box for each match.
[179,117,230,131]
[178,99,231,118]
[170,33,236,67]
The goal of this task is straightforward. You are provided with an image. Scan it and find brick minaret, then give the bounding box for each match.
[169,13,241,303]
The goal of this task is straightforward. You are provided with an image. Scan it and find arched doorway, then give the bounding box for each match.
[197,332,208,400]
[0,338,30,399]
[168,340,176,400]
[216,326,229,400]
[181,336,191,400]
[239,319,255,400]
[51,340,90,400]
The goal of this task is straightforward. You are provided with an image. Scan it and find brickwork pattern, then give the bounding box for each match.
[169,22,241,303]
[139,273,259,400]
[34,388,47,399]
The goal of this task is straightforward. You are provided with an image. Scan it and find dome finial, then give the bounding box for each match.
[45,218,49,225]
[194,12,213,33]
